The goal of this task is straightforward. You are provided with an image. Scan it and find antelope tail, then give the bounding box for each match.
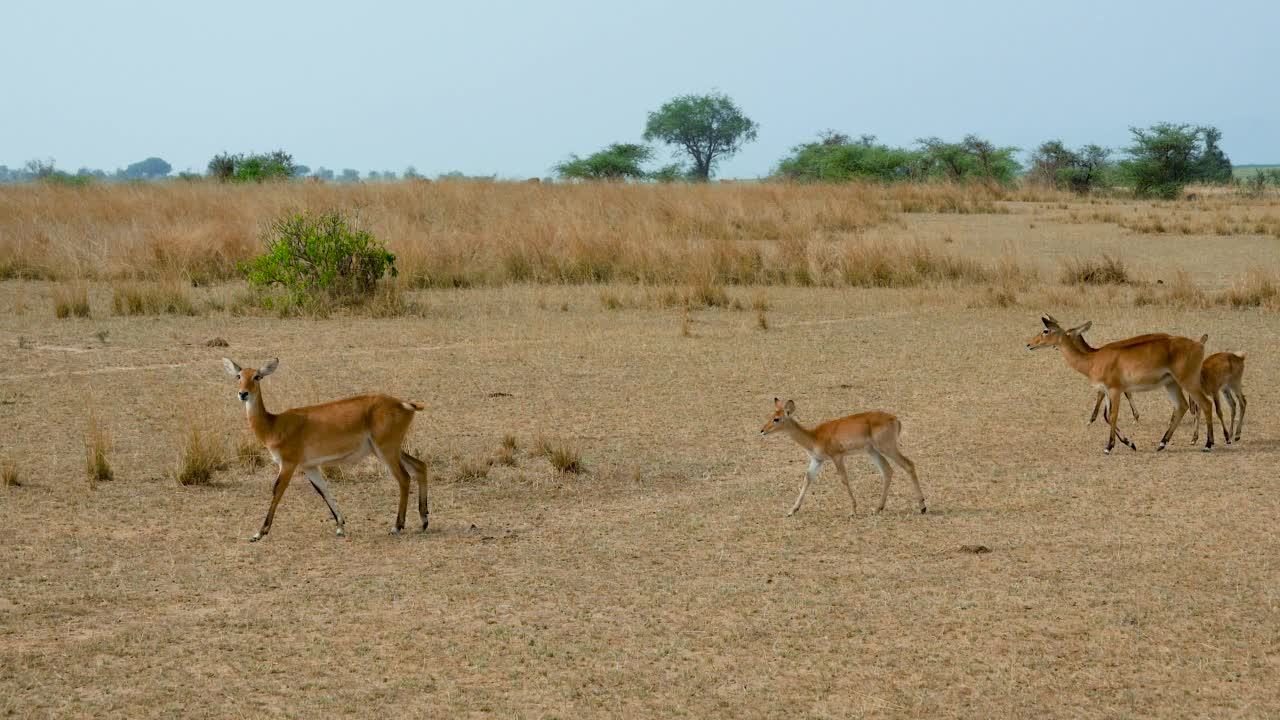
[403,401,426,411]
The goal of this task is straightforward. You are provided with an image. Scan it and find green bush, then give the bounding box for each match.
[554,143,653,181]
[241,210,397,308]
[775,133,921,182]
[208,150,297,182]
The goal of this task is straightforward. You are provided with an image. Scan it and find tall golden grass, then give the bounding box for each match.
[0,181,1028,288]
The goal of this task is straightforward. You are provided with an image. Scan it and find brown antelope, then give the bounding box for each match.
[223,358,429,542]
[1077,325,1161,425]
[1026,316,1216,453]
[1086,330,1242,447]
[759,398,926,516]
[1191,351,1247,444]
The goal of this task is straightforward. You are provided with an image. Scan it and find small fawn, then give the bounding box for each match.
[1191,351,1248,444]
[760,398,926,516]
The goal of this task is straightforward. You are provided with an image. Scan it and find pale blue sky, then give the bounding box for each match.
[2,0,1275,177]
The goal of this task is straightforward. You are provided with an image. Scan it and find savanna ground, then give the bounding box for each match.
[1,182,1279,718]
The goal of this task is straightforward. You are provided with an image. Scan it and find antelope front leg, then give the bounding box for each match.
[787,457,821,517]
[1104,388,1122,455]
[1089,391,1105,424]
[252,464,296,542]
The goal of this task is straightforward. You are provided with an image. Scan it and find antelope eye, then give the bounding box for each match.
[253,374,261,381]
[1042,329,1049,334]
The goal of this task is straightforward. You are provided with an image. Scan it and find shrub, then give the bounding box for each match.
[1029,141,1112,193]
[775,133,921,182]
[555,143,653,181]
[241,209,397,307]
[2,459,19,487]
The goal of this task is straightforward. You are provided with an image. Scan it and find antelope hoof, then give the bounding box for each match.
[1103,446,1113,455]
[920,506,927,514]
[1156,441,1168,452]
[249,533,263,543]
[390,527,403,536]
[335,527,346,538]
[421,520,430,532]
[1202,445,1212,453]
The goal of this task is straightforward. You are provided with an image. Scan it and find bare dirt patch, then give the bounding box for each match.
[2,198,1279,718]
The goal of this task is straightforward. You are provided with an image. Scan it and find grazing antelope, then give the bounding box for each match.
[223,358,429,542]
[1191,351,1247,444]
[759,398,926,516]
[1026,316,1215,453]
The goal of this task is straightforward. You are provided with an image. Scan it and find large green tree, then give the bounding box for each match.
[1120,123,1232,198]
[122,156,172,180]
[643,93,758,181]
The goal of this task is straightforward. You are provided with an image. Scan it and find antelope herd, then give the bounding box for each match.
[221,314,1249,540]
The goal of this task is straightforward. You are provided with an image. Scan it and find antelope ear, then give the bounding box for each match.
[783,399,796,415]
[1041,315,1055,328]
[773,397,782,409]
[258,358,279,378]
[1067,320,1092,337]
[223,358,241,378]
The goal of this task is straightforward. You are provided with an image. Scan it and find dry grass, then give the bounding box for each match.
[173,426,230,486]
[1060,254,1131,286]
[0,181,1052,290]
[111,280,199,316]
[2,459,19,487]
[1218,270,1279,309]
[234,435,268,471]
[452,455,493,482]
[535,437,586,475]
[1132,270,1279,311]
[495,435,520,466]
[52,281,90,318]
[84,412,113,487]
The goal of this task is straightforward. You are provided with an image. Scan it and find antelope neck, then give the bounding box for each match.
[1057,339,1097,378]
[246,389,277,438]
[780,419,819,453]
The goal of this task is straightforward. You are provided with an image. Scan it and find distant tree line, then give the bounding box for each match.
[777,122,1239,198]
[0,96,1261,201]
